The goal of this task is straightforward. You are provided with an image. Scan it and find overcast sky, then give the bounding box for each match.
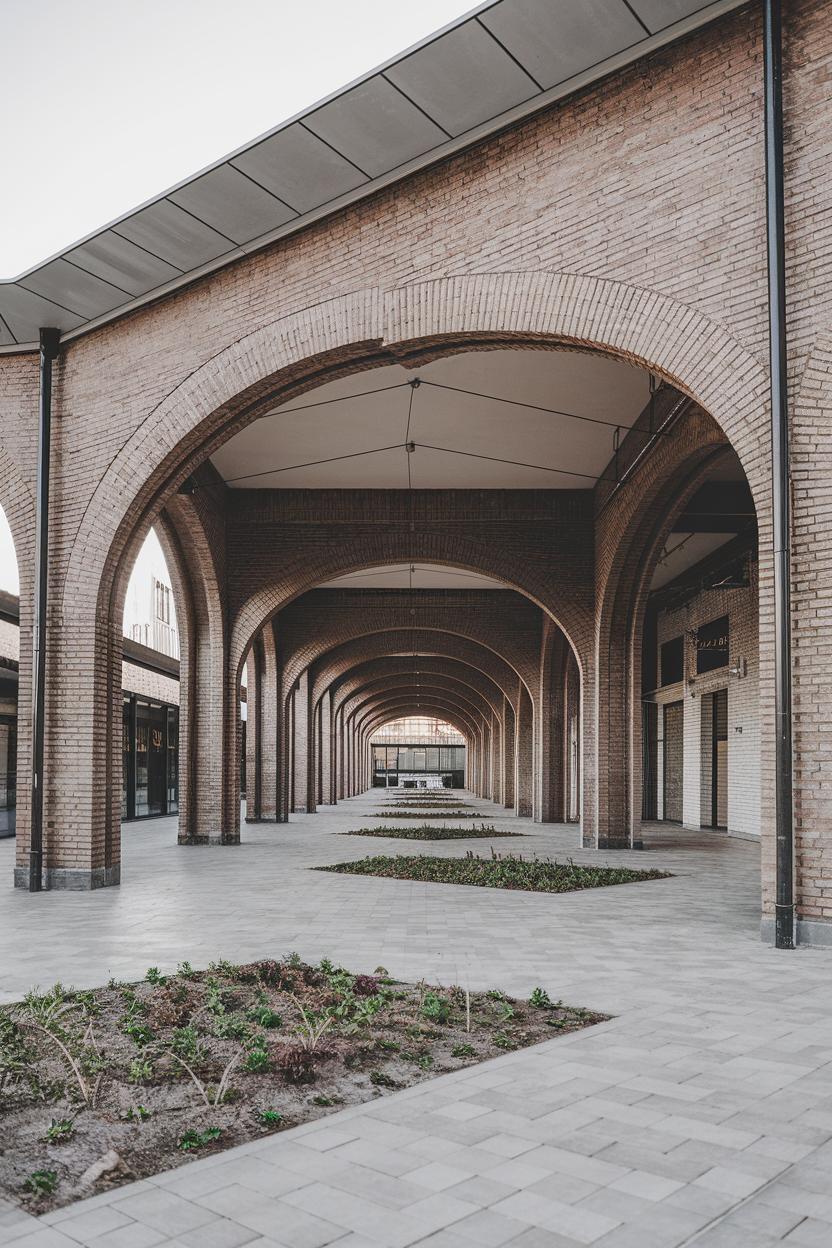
[1,0,476,276]
[0,0,475,595]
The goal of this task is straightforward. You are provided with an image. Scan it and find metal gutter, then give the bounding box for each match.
[763,0,795,950]
[29,327,60,891]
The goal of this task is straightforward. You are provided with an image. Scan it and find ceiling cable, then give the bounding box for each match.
[416,376,628,431]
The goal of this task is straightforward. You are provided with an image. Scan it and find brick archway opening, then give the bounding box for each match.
[30,274,770,892]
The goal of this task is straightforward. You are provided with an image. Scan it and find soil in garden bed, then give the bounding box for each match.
[0,957,606,1214]
[318,852,673,892]
[340,824,526,840]
[376,810,493,819]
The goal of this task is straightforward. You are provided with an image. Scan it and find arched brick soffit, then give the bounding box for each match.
[360,699,478,743]
[304,627,534,710]
[354,703,481,747]
[346,682,491,734]
[233,552,588,685]
[315,631,522,711]
[333,661,505,720]
[341,675,498,726]
[365,709,474,745]
[70,271,770,656]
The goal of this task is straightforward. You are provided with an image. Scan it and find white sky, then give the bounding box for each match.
[1,0,476,276]
[0,0,475,594]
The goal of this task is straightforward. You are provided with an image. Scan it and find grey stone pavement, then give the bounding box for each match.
[2,792,832,1247]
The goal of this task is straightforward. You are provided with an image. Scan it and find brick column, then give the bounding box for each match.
[502,697,515,809]
[538,627,567,823]
[515,682,534,818]
[292,671,310,813]
[245,627,278,822]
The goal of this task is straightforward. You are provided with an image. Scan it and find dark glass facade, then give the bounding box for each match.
[0,715,16,838]
[372,743,465,788]
[122,693,179,820]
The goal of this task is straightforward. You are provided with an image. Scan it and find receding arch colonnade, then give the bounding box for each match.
[0,272,770,915]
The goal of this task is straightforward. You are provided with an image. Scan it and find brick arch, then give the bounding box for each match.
[594,413,754,847]
[316,633,521,711]
[230,550,587,689]
[333,658,505,722]
[359,698,479,744]
[347,680,492,737]
[364,703,474,746]
[70,270,769,645]
[298,623,537,707]
[58,271,771,870]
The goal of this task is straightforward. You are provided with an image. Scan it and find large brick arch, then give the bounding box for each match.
[45,271,772,878]
[68,270,770,634]
[592,408,744,848]
[332,658,506,722]
[314,632,522,711]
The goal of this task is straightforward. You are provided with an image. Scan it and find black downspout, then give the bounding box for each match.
[763,0,795,949]
[29,327,61,891]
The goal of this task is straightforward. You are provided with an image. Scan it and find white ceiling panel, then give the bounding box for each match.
[169,164,297,245]
[320,564,507,590]
[386,19,538,138]
[480,0,645,91]
[305,77,449,178]
[19,257,129,319]
[67,231,183,295]
[231,125,368,213]
[0,285,85,342]
[212,346,649,490]
[630,1,711,34]
[113,200,235,270]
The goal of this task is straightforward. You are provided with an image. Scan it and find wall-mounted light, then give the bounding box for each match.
[728,657,747,678]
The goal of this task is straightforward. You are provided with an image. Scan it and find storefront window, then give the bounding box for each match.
[123,694,178,821]
[0,716,16,837]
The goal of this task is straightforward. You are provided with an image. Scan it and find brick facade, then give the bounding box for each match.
[1,2,831,939]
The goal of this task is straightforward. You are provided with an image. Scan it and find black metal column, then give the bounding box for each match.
[764,0,795,949]
[29,327,61,892]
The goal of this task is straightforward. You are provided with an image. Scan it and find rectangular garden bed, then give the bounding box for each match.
[0,956,605,1213]
[340,824,525,840]
[318,851,672,892]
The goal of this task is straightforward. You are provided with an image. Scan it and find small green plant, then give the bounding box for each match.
[369,1070,397,1088]
[415,1054,433,1069]
[312,1093,336,1106]
[171,1026,207,1064]
[243,1044,270,1074]
[486,989,506,1001]
[257,1108,284,1126]
[43,1117,74,1143]
[128,1058,154,1084]
[421,992,450,1024]
[376,1038,400,1053]
[529,987,555,1009]
[124,1105,151,1122]
[452,1043,475,1058]
[492,1031,516,1050]
[145,967,166,986]
[499,1002,516,1022]
[123,1019,154,1047]
[177,961,196,979]
[247,1004,283,1029]
[178,1126,222,1152]
[208,958,237,977]
[23,1169,58,1197]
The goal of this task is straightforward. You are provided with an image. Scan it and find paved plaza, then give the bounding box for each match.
[2,793,832,1246]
